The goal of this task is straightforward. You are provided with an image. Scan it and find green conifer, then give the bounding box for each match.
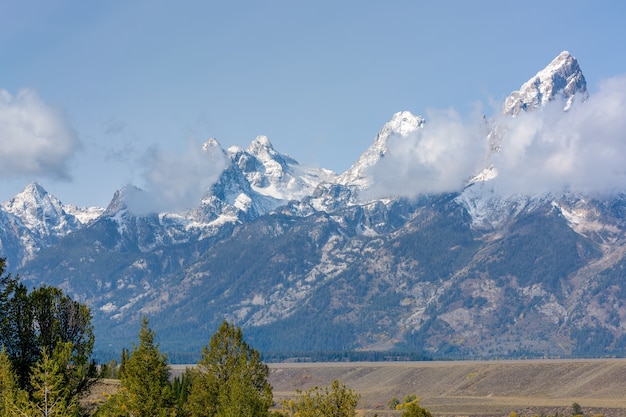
[95,317,173,417]
[186,321,273,417]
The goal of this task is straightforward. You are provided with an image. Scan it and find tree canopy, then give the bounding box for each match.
[0,343,82,417]
[281,379,360,417]
[95,317,174,417]
[0,258,95,394]
[186,320,273,417]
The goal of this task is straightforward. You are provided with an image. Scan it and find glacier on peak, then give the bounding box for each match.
[247,134,273,152]
[383,110,426,136]
[62,205,105,224]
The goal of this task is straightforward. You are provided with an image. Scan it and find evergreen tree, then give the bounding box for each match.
[0,347,19,417]
[0,259,95,393]
[95,317,173,417]
[16,346,80,417]
[171,369,191,413]
[186,321,273,417]
[2,280,38,389]
[118,348,129,379]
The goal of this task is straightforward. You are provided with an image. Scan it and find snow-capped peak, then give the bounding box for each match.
[227,135,336,205]
[503,51,587,116]
[248,135,273,152]
[383,111,426,136]
[338,111,425,188]
[245,135,288,168]
[236,135,289,187]
[3,182,60,217]
[2,182,80,239]
[103,185,144,215]
[201,137,225,156]
[3,182,102,226]
[461,52,591,229]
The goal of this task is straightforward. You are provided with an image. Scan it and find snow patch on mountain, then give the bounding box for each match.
[552,199,621,235]
[228,135,337,205]
[456,182,551,230]
[63,205,104,224]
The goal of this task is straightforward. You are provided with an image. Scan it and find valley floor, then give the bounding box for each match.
[262,359,626,416]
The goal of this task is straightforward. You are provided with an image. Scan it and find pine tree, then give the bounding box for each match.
[118,348,129,379]
[0,347,19,417]
[186,321,273,417]
[171,369,191,413]
[13,346,80,417]
[95,317,173,417]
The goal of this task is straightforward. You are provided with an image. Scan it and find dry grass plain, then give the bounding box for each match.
[266,359,626,417]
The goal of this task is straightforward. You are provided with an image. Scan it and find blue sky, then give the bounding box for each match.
[1,0,625,207]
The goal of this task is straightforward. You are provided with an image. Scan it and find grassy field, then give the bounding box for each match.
[264,359,626,416]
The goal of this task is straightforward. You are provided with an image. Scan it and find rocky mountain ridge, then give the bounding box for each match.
[4,51,626,360]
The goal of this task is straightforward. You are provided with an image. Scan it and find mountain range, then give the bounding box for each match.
[3,51,625,361]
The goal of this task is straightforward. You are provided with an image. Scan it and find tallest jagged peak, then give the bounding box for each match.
[540,51,582,82]
[503,50,587,116]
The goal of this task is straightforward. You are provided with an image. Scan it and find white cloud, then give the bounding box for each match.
[127,139,228,214]
[365,74,626,199]
[0,88,80,179]
[366,108,490,199]
[491,74,626,195]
